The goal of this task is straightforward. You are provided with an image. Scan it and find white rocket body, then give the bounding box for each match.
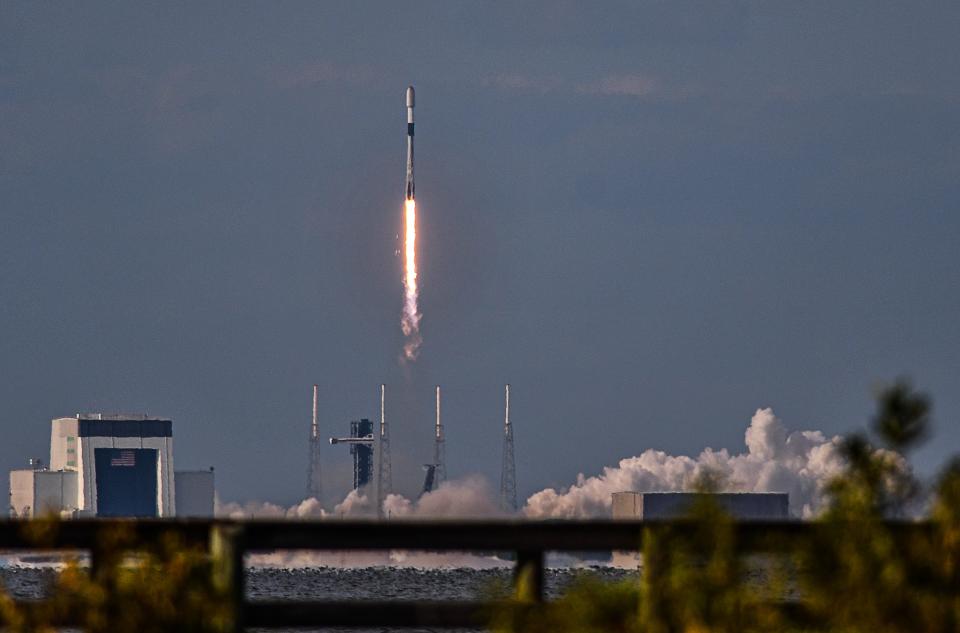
[405,85,415,201]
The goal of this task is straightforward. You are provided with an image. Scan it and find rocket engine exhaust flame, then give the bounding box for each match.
[401,198,421,360]
[400,85,421,361]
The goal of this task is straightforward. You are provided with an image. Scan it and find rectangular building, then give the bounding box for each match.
[610,491,790,568]
[612,491,790,520]
[175,470,215,517]
[9,469,78,518]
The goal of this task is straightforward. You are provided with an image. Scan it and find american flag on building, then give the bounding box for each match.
[110,450,136,467]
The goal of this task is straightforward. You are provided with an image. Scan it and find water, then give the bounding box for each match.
[1,564,639,632]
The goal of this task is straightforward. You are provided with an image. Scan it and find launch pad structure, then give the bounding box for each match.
[316,382,519,515]
[327,385,393,517]
[421,385,446,496]
[330,419,375,490]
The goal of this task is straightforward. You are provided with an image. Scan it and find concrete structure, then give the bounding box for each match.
[9,413,215,518]
[9,468,78,518]
[174,470,215,517]
[612,492,790,520]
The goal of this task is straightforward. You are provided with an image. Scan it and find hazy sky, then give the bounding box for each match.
[2,2,958,506]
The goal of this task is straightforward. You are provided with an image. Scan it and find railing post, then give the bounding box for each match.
[514,549,544,603]
[210,523,245,633]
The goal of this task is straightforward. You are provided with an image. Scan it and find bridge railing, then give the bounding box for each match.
[0,518,931,630]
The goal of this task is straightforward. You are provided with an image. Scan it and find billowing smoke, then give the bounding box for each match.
[216,477,501,521]
[383,476,504,519]
[220,407,899,524]
[219,478,508,568]
[524,407,871,519]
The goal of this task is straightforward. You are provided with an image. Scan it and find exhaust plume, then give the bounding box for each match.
[401,199,421,360]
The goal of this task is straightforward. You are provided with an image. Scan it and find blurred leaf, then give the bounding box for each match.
[873,379,930,452]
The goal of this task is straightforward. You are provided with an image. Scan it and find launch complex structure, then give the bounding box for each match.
[309,384,518,517]
[306,88,519,515]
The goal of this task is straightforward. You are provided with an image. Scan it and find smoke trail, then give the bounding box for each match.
[401,199,422,360]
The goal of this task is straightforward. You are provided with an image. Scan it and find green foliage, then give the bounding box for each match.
[872,378,930,452]
[492,576,641,633]
[494,380,960,633]
[0,524,230,633]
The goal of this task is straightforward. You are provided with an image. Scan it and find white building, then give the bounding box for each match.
[9,469,78,518]
[9,413,213,518]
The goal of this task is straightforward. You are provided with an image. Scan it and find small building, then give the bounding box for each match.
[175,470,215,517]
[612,491,790,520]
[9,468,78,518]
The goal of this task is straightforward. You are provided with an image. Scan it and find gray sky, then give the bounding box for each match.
[2,2,958,506]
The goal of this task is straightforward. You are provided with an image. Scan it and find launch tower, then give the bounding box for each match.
[421,385,446,495]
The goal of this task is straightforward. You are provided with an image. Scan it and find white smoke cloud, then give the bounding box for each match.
[216,477,502,522]
[220,407,896,527]
[383,476,504,519]
[216,498,291,519]
[215,407,918,567]
[332,489,374,517]
[219,479,507,568]
[523,408,853,519]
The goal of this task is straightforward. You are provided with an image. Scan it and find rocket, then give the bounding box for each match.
[405,85,415,201]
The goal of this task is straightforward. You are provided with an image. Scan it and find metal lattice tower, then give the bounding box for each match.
[307,385,323,501]
[499,384,517,513]
[433,385,446,485]
[377,383,392,518]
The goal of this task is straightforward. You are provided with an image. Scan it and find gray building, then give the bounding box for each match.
[612,491,790,520]
[610,491,791,567]
[174,470,215,517]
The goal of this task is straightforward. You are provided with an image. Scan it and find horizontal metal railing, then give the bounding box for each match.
[0,518,933,629]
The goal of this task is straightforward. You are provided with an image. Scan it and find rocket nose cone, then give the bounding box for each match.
[406,85,415,108]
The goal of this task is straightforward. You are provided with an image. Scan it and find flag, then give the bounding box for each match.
[110,450,136,467]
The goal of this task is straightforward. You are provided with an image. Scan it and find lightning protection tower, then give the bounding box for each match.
[433,386,446,486]
[499,384,517,512]
[306,385,323,501]
[376,384,392,518]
